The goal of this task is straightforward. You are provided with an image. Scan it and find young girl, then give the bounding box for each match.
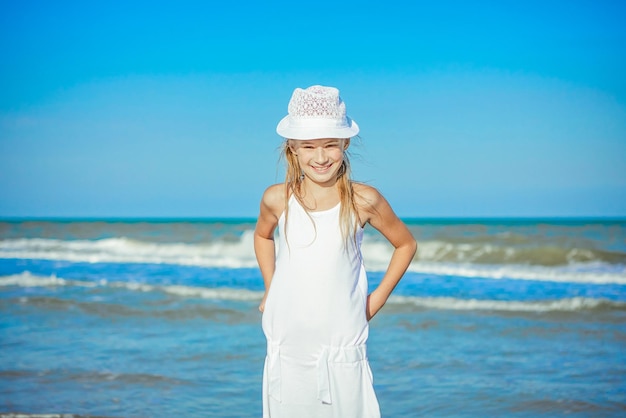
[254,85,417,418]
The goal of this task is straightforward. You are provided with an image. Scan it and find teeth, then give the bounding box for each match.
[315,164,330,169]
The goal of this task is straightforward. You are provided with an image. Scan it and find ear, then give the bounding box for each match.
[343,138,351,150]
[288,140,298,155]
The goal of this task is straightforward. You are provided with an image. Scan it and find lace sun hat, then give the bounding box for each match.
[276,85,360,140]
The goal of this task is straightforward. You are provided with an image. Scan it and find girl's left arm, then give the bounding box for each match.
[359,186,418,320]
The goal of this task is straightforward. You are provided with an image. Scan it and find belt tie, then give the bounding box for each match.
[317,346,331,404]
[267,343,281,401]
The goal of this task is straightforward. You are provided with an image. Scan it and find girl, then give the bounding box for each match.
[254,85,417,418]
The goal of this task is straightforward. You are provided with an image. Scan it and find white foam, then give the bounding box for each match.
[4,273,621,313]
[1,236,625,285]
[361,237,626,284]
[0,272,263,301]
[0,271,97,288]
[0,233,258,268]
[109,281,263,300]
[402,262,626,285]
[388,296,625,312]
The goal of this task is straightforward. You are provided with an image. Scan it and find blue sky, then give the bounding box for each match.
[1,0,625,218]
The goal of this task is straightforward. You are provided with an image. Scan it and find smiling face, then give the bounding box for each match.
[289,138,350,187]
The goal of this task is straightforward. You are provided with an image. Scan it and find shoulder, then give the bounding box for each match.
[260,183,287,219]
[352,182,388,224]
[353,182,385,209]
[352,183,413,249]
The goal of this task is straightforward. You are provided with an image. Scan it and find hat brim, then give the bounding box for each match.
[276,116,360,140]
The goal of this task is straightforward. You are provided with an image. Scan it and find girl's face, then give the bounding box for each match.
[290,138,349,186]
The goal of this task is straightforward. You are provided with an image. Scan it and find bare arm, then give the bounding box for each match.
[356,185,418,320]
[253,184,284,312]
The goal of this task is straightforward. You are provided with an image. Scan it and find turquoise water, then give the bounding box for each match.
[1,219,625,417]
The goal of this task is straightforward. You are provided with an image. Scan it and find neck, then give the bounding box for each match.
[298,176,340,210]
[302,174,338,191]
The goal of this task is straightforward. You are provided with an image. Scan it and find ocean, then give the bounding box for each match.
[0,218,625,417]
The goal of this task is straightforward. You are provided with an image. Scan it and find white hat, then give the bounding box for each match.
[276,85,360,140]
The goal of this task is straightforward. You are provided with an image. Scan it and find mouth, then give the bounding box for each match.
[311,163,333,173]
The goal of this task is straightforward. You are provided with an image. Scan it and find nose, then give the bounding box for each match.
[314,146,328,163]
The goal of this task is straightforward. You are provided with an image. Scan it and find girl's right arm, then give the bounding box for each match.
[253,184,284,312]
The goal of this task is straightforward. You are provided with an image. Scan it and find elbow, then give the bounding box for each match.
[397,236,418,260]
[410,237,418,259]
[254,230,275,251]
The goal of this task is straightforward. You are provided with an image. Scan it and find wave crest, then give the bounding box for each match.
[1,236,626,284]
[388,295,625,312]
[0,272,263,301]
[2,272,624,313]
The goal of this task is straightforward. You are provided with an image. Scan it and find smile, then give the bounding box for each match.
[311,164,333,173]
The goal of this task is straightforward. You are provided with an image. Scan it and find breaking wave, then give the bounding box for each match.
[0,272,263,301]
[2,272,624,313]
[388,295,626,312]
[1,235,626,284]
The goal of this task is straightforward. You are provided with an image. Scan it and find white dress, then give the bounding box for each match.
[262,195,381,418]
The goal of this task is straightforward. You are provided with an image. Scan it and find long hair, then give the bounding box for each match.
[281,139,360,246]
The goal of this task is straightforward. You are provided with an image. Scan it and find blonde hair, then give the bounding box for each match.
[282,139,360,245]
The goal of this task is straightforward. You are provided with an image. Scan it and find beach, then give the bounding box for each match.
[1,219,625,417]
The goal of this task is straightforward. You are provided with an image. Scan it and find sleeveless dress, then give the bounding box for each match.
[261,195,381,418]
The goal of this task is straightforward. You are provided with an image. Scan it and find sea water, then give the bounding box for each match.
[0,219,625,417]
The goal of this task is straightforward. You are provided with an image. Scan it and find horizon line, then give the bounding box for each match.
[1,215,625,223]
